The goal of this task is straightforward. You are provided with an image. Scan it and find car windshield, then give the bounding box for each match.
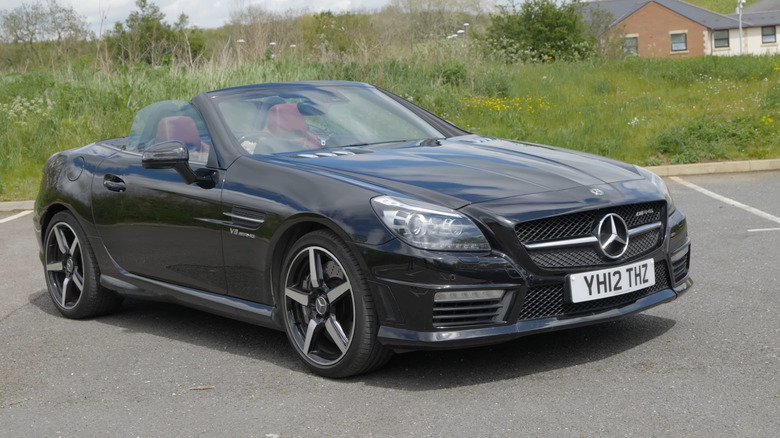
[213,84,444,155]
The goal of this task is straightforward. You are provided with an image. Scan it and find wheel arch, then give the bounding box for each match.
[266,215,374,322]
[38,203,73,252]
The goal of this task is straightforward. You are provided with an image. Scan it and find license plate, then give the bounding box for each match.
[567,259,655,304]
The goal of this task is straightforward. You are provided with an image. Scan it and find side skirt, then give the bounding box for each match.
[100,273,282,330]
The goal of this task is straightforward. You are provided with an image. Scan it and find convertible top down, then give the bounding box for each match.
[35,81,692,377]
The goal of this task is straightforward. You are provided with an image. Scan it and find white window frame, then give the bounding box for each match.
[670,31,688,52]
[762,26,777,44]
[713,30,729,49]
[623,34,639,55]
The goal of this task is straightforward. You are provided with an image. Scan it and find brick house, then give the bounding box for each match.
[585,0,780,57]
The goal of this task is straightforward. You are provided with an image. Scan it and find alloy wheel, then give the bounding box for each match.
[45,221,85,310]
[283,245,356,366]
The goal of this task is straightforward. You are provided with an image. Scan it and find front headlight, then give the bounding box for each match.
[637,166,676,215]
[371,196,490,251]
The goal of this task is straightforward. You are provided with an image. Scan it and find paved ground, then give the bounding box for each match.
[1,172,778,437]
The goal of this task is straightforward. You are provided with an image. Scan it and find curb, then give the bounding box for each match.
[0,200,35,212]
[646,158,780,177]
[2,159,779,212]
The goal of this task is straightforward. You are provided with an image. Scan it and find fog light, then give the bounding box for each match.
[434,289,505,303]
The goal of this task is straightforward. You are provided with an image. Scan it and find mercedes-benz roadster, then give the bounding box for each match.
[34,81,692,377]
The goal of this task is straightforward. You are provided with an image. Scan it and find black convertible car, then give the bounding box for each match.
[35,81,692,377]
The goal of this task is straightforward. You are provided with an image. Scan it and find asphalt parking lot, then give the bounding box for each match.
[1,171,778,437]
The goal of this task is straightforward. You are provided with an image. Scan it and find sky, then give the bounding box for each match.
[1,0,393,36]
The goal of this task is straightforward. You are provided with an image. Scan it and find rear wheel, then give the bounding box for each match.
[280,230,392,378]
[43,211,122,318]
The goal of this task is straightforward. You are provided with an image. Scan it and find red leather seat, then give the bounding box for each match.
[264,103,321,149]
[156,116,210,162]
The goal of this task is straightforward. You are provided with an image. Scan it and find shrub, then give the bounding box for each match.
[438,62,466,86]
[484,0,595,63]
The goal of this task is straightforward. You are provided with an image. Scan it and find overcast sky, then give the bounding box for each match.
[1,0,393,35]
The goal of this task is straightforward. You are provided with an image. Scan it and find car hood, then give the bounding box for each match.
[273,135,645,209]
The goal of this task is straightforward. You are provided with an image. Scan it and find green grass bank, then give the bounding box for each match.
[2,55,779,201]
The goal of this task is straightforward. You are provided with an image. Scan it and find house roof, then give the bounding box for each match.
[742,0,780,12]
[728,0,780,26]
[729,11,780,27]
[584,0,752,30]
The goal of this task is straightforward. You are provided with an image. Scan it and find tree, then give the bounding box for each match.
[0,0,90,62]
[106,0,202,67]
[580,3,623,57]
[484,0,594,63]
[173,13,205,67]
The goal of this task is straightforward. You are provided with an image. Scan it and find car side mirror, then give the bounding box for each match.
[142,141,216,188]
[142,141,189,169]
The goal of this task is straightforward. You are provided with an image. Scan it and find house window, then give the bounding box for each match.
[671,33,687,51]
[763,26,777,44]
[713,30,729,48]
[623,37,638,55]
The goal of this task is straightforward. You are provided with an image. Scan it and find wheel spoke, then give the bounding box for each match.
[46,262,63,272]
[72,270,84,293]
[308,248,322,288]
[325,316,349,353]
[53,226,69,255]
[302,318,320,354]
[61,276,70,307]
[285,287,310,306]
[326,282,350,303]
[68,236,80,257]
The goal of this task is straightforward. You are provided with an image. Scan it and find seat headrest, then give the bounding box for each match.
[156,116,201,146]
[265,103,307,137]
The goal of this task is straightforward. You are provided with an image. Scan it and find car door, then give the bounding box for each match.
[91,101,227,294]
[218,156,287,305]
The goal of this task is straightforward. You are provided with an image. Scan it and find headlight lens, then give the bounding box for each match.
[371,196,490,251]
[637,166,676,215]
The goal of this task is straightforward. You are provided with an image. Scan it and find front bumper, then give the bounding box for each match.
[361,207,692,351]
[376,279,691,349]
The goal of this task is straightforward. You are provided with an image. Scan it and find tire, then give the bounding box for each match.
[280,230,392,378]
[43,211,122,319]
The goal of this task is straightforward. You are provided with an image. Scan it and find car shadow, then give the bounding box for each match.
[358,314,676,390]
[30,289,302,369]
[30,291,676,389]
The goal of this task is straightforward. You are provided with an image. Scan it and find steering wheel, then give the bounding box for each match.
[237,132,276,154]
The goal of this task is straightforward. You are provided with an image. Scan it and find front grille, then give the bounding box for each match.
[529,229,660,269]
[517,262,671,321]
[516,201,664,243]
[432,298,505,328]
[516,201,666,270]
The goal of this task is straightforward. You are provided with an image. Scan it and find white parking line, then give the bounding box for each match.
[0,210,33,224]
[670,177,780,228]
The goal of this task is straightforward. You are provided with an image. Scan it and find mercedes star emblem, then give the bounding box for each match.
[590,188,605,196]
[596,213,629,259]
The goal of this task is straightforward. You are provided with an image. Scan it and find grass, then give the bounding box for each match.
[1,54,780,201]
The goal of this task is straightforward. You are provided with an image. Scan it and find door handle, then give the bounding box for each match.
[103,175,126,192]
